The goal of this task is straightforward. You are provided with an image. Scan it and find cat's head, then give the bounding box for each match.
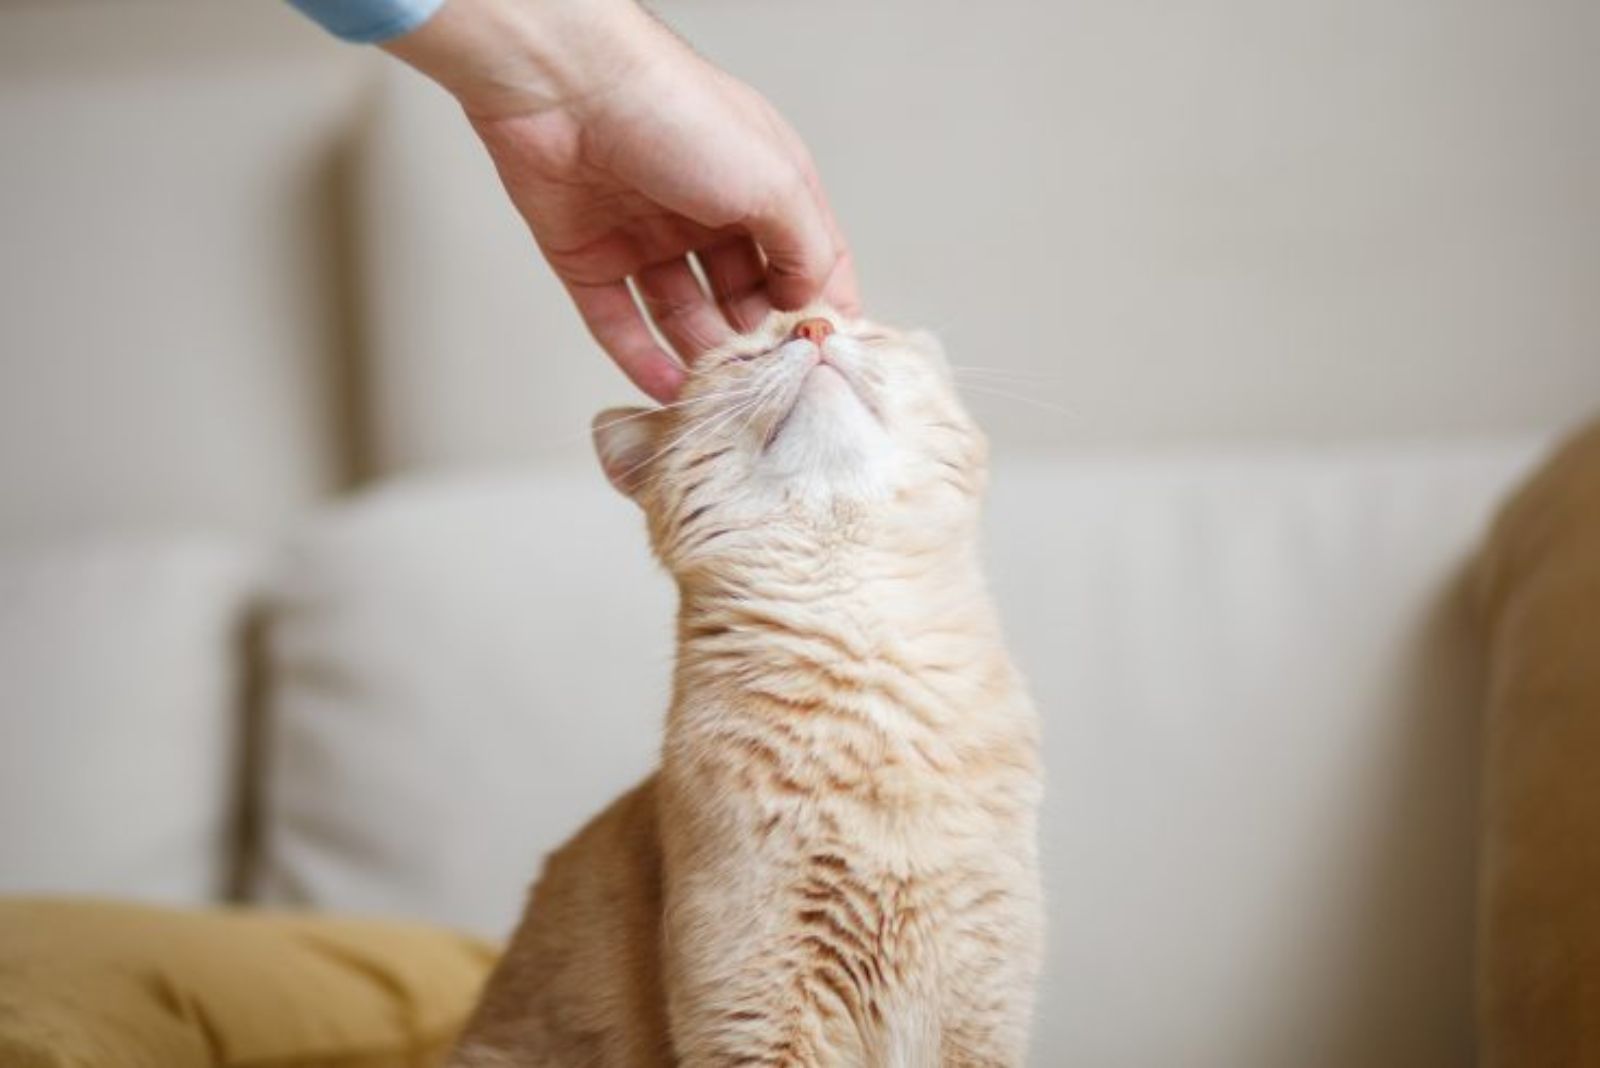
[592,308,987,575]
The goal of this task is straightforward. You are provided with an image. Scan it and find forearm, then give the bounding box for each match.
[377,0,667,119]
[292,0,855,388]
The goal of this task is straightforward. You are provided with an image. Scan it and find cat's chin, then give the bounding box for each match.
[757,371,894,492]
[763,362,873,450]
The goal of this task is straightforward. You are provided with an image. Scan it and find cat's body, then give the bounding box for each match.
[451,312,1042,1067]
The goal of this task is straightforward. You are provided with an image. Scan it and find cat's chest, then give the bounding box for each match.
[662,697,1036,844]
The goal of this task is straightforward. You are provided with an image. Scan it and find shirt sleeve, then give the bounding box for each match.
[285,0,448,44]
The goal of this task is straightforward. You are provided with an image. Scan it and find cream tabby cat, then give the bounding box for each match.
[450,310,1042,1067]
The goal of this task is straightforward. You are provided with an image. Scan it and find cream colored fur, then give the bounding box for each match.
[449,310,1043,1067]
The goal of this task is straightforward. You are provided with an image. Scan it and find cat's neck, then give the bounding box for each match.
[670,532,1013,721]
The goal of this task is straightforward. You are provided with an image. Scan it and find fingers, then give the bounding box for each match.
[696,237,770,332]
[634,258,734,363]
[746,173,843,311]
[566,215,853,402]
[563,278,685,403]
[820,253,861,318]
[818,210,861,316]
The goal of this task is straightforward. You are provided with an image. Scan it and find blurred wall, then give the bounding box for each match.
[0,1,371,543]
[1,0,1597,539]
[366,0,1600,469]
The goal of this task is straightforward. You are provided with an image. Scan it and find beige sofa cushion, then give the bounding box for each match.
[256,471,671,937]
[1476,418,1600,1066]
[0,535,259,903]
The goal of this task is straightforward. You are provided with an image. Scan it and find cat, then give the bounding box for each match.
[449,309,1043,1067]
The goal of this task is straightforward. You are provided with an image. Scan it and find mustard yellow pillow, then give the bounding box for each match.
[1476,417,1600,1067]
[0,898,497,1068]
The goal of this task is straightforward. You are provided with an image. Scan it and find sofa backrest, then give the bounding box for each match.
[252,437,1542,1066]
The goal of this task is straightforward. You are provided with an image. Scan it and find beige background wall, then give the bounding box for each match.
[0,1,372,543]
[1,0,1597,540]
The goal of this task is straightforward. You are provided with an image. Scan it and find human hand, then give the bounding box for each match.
[384,0,858,402]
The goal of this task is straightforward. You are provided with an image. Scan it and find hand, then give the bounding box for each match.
[384,0,859,402]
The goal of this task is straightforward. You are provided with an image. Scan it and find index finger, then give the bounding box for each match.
[564,278,685,403]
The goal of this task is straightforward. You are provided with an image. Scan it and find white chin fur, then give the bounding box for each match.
[757,365,896,499]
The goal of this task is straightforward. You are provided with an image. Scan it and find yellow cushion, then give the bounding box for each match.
[1476,417,1600,1066]
[0,897,497,1068]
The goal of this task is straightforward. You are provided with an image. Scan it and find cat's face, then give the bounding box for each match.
[592,309,987,573]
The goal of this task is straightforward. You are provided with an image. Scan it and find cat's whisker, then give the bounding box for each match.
[948,366,1063,384]
[635,363,797,494]
[592,383,767,432]
[618,411,728,485]
[620,410,739,488]
[730,363,799,444]
[621,388,774,489]
[629,401,764,496]
[537,380,771,456]
[954,382,1077,418]
[690,369,795,457]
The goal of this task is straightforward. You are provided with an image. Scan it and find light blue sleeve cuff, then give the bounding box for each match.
[286,0,448,44]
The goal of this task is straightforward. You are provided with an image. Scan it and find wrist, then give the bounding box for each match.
[381,0,662,119]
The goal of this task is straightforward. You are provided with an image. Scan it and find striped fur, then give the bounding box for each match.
[451,311,1042,1067]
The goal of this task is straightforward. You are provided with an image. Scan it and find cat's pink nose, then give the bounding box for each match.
[791,318,834,344]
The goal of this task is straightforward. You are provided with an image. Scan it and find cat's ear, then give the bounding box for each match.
[592,407,665,500]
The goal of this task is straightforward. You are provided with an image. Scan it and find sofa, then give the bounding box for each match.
[3,3,1599,1065]
[1,435,1565,1066]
